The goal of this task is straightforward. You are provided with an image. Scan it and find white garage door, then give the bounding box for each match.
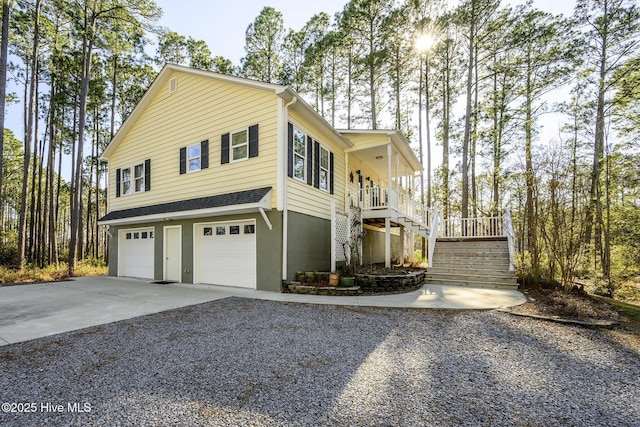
[119,227,155,279]
[195,220,256,289]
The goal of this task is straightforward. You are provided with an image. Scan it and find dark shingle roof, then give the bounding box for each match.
[99,187,271,223]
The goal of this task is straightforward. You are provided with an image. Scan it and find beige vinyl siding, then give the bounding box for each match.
[348,154,388,186]
[287,110,346,220]
[108,71,279,212]
[343,132,389,150]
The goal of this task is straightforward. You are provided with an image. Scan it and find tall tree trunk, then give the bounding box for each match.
[524,49,539,277]
[471,40,479,218]
[425,54,432,210]
[36,132,46,266]
[442,62,450,220]
[18,0,41,269]
[69,10,97,275]
[368,20,377,130]
[461,7,475,220]
[0,0,10,214]
[110,54,117,140]
[418,55,424,258]
[47,99,57,266]
[28,101,40,261]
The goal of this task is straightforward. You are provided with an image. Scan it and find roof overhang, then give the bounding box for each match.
[98,187,272,227]
[339,129,423,173]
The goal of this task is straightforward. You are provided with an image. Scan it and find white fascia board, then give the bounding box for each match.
[99,193,272,227]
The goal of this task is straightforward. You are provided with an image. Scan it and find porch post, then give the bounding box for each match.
[345,152,349,208]
[385,217,391,268]
[331,199,336,272]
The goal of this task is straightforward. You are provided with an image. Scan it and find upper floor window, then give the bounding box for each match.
[319,146,330,192]
[232,129,248,162]
[293,128,306,181]
[221,124,258,164]
[180,140,209,175]
[287,122,334,194]
[122,167,132,195]
[134,163,145,192]
[116,159,150,197]
[188,144,201,172]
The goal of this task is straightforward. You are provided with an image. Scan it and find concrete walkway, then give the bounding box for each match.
[0,276,525,346]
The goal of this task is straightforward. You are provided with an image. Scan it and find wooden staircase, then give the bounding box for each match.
[425,237,518,289]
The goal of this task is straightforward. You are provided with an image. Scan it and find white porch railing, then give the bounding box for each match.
[438,216,504,238]
[357,186,432,228]
[427,203,439,268]
[503,208,515,271]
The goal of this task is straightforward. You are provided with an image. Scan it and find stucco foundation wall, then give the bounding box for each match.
[105,210,283,292]
[287,211,331,281]
[362,226,403,265]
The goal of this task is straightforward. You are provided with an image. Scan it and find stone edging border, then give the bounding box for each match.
[496,308,619,327]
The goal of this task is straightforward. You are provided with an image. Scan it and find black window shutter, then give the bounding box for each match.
[248,124,259,158]
[201,140,209,169]
[313,141,320,189]
[116,168,121,197]
[179,147,186,174]
[221,133,230,164]
[144,159,151,191]
[287,123,293,177]
[329,152,334,194]
[306,136,313,186]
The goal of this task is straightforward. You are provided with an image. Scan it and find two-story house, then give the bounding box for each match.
[99,64,427,292]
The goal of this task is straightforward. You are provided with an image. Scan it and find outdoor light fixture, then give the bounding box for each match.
[356,169,361,175]
[375,155,383,159]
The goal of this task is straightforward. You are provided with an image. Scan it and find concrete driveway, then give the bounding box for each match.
[0,277,240,346]
[0,276,525,346]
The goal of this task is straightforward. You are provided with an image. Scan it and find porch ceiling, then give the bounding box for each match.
[348,144,421,177]
[341,130,423,173]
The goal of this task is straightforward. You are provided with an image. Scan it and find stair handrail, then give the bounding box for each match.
[503,208,515,271]
[427,203,439,268]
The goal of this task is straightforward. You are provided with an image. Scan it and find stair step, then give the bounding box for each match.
[434,253,508,259]
[423,276,519,289]
[426,272,517,285]
[432,256,510,264]
[427,267,515,277]
[436,237,507,243]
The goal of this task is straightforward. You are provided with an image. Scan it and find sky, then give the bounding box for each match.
[4,0,578,180]
[153,0,577,66]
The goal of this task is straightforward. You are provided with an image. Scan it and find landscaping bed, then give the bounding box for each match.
[287,267,425,296]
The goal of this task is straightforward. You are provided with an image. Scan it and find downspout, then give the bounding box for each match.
[282,96,297,284]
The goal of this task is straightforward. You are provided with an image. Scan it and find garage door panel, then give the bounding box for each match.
[119,228,154,279]
[195,221,256,289]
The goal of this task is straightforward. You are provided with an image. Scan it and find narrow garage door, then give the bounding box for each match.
[118,227,155,279]
[195,220,256,289]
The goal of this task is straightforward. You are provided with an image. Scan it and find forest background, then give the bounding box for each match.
[0,0,638,302]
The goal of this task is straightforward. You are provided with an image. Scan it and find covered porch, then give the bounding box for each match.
[340,130,430,268]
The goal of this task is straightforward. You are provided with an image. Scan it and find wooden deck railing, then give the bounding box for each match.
[356,186,432,228]
[438,216,504,238]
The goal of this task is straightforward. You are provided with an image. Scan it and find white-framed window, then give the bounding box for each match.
[231,129,248,162]
[121,162,146,196]
[188,144,201,172]
[293,127,306,181]
[319,145,330,192]
[134,164,145,192]
[122,167,132,195]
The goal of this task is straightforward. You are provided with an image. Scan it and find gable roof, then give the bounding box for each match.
[101,64,351,160]
[98,187,272,226]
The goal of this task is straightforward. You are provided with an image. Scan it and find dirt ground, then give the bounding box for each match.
[506,283,640,350]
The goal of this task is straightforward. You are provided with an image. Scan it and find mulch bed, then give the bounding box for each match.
[503,283,621,326]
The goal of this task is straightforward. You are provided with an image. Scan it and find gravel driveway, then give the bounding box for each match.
[1,297,638,426]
